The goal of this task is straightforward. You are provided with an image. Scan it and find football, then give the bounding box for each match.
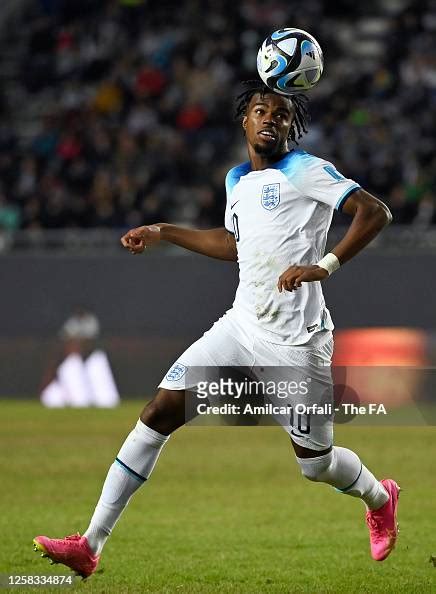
[257,28,324,94]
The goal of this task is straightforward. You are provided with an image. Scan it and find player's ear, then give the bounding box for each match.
[242,116,247,131]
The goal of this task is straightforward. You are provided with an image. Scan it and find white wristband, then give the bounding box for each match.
[316,253,340,276]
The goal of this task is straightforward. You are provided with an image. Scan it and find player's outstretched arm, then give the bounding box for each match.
[120,224,237,262]
[278,189,392,292]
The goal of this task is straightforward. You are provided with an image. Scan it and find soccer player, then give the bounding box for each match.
[34,83,400,578]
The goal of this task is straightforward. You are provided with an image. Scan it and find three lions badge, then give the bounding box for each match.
[165,363,187,382]
[261,183,280,210]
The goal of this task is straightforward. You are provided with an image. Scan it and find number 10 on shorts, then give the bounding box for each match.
[289,407,311,434]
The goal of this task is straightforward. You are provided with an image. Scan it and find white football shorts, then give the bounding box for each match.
[159,312,334,451]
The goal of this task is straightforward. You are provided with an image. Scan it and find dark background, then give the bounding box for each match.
[1,248,434,397]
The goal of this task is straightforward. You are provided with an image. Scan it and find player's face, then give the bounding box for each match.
[243,93,294,156]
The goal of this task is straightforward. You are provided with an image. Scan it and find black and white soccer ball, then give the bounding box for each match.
[257,28,324,94]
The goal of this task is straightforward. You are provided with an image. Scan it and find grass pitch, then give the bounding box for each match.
[1,401,435,593]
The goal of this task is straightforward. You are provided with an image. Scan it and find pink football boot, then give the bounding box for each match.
[33,533,99,578]
[365,479,400,561]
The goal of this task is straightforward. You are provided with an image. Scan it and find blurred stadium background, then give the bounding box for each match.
[0,0,435,403]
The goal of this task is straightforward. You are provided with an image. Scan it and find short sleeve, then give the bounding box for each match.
[224,202,233,234]
[224,170,234,233]
[290,155,361,211]
[224,163,250,233]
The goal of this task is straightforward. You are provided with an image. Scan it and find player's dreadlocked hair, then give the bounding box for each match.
[235,81,309,144]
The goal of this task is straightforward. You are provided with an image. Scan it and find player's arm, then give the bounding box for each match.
[120,224,237,262]
[278,189,392,292]
[327,188,392,263]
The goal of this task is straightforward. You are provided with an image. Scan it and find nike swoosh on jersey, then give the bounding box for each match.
[230,200,240,209]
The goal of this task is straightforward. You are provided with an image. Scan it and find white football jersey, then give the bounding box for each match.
[223,149,361,345]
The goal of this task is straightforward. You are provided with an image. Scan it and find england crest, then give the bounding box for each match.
[261,183,280,210]
[165,363,187,382]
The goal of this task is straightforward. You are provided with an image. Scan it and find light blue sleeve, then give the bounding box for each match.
[224,169,236,233]
[224,163,250,232]
[281,151,361,210]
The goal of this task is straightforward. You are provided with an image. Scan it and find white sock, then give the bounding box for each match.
[84,420,169,555]
[296,446,389,510]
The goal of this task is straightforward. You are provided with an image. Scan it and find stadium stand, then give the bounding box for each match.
[0,0,435,233]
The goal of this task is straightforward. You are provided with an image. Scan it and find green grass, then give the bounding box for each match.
[1,401,435,593]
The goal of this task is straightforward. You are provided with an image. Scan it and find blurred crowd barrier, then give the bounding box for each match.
[0,247,435,411]
[2,330,435,424]
[2,226,436,254]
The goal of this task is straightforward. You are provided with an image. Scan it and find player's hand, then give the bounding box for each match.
[277,265,329,292]
[120,225,161,254]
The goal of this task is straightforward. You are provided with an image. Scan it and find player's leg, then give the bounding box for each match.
[34,314,254,577]
[288,334,399,561]
[289,342,400,562]
[291,437,390,509]
[291,438,400,562]
[256,332,399,561]
[79,318,254,560]
[33,387,185,577]
[81,387,188,559]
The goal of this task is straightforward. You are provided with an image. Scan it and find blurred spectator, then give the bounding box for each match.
[0,0,434,231]
[0,194,21,230]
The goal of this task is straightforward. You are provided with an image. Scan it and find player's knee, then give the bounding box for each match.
[140,400,161,426]
[140,389,185,434]
[140,399,170,431]
[296,451,333,482]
